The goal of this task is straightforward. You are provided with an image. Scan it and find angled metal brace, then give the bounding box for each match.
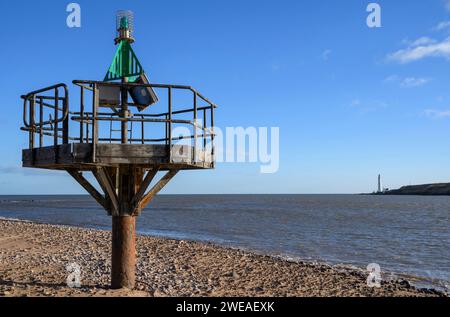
[67,170,109,212]
[140,170,179,210]
[93,167,119,216]
[131,167,160,210]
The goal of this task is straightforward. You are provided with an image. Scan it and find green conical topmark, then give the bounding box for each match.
[104,40,144,82]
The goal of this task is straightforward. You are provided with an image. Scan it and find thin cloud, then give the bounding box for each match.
[384,75,431,87]
[350,99,388,113]
[445,0,450,11]
[401,77,432,87]
[321,49,332,61]
[424,108,450,118]
[383,75,400,83]
[387,37,450,64]
[271,64,280,71]
[403,37,437,46]
[433,21,450,31]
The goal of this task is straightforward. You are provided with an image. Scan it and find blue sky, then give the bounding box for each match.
[1,0,450,194]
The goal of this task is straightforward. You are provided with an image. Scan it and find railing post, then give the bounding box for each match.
[168,87,172,163]
[203,108,207,151]
[80,86,84,143]
[211,105,215,168]
[193,92,197,163]
[29,96,35,150]
[141,115,145,145]
[92,83,99,162]
[129,119,133,144]
[165,114,168,146]
[63,88,69,144]
[86,116,90,144]
[39,97,43,147]
[54,88,59,147]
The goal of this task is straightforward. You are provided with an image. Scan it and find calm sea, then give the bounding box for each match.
[0,194,449,291]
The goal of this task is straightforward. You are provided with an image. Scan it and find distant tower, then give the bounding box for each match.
[378,174,382,193]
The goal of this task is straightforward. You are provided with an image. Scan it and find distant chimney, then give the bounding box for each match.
[378,174,381,193]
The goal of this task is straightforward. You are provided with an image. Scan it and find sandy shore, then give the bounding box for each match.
[0,219,445,297]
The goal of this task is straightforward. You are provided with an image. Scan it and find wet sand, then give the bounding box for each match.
[0,219,445,297]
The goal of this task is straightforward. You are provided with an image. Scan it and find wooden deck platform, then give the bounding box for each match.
[22,143,213,171]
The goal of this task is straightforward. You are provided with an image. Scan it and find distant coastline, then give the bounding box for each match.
[368,183,450,196]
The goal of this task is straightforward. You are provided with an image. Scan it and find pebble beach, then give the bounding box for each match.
[0,219,445,297]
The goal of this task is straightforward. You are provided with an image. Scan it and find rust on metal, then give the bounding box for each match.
[111,216,136,289]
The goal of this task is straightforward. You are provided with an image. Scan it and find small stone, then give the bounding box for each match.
[137,284,145,291]
[399,280,411,289]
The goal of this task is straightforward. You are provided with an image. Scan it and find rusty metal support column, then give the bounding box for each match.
[111,215,136,289]
[121,79,129,144]
[111,80,137,289]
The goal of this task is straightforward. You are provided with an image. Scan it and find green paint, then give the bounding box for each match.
[104,40,144,82]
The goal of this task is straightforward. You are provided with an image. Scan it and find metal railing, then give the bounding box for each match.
[21,80,217,165]
[21,84,69,150]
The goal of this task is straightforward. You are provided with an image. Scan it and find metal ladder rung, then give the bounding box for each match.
[109,121,133,143]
